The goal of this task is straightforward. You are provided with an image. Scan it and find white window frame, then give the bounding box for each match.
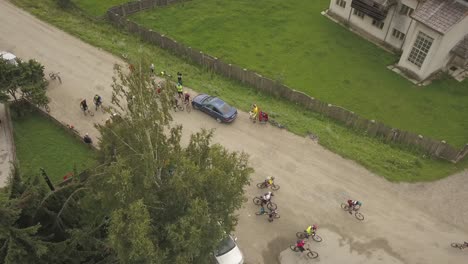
[407,31,434,68]
[392,28,405,41]
[400,4,414,16]
[372,19,384,30]
[336,0,346,8]
[353,9,365,19]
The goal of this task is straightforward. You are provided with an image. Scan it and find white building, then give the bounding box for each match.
[328,0,468,81]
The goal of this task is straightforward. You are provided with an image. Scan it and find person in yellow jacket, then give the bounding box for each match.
[176,83,183,98]
[249,104,259,122]
[305,224,318,238]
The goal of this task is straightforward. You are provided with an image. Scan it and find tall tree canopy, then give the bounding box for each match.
[89,61,252,263]
[0,57,49,107]
[0,59,252,264]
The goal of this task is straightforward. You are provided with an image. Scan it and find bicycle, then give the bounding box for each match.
[296,231,322,242]
[341,203,364,221]
[49,72,62,84]
[451,242,468,250]
[289,245,318,259]
[256,181,280,191]
[184,99,192,113]
[255,208,280,219]
[253,197,277,210]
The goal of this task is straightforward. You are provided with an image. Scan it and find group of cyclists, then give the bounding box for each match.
[79,94,103,115]
[255,176,364,255]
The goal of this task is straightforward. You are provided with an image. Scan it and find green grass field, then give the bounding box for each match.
[12,108,96,183]
[11,0,468,182]
[73,0,128,17]
[129,0,468,147]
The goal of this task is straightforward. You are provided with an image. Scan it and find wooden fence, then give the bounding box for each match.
[106,0,468,163]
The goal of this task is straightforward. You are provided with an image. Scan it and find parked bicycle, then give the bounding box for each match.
[289,244,318,259]
[341,203,364,221]
[256,181,280,191]
[253,196,277,210]
[296,231,323,242]
[451,242,468,250]
[49,72,62,84]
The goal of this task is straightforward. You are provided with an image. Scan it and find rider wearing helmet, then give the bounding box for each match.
[261,191,274,206]
[184,92,190,104]
[347,200,362,214]
[296,239,306,252]
[305,224,318,238]
[265,176,275,187]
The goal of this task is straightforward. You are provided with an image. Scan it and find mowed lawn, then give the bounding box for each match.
[130,0,468,147]
[73,0,129,17]
[12,109,96,183]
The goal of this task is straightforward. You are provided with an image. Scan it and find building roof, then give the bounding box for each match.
[451,35,468,59]
[412,0,468,34]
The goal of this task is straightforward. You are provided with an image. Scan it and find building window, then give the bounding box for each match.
[407,31,434,68]
[372,19,384,29]
[400,4,414,16]
[353,9,365,19]
[392,28,405,41]
[336,0,346,8]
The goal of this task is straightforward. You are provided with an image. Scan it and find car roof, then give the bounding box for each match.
[0,51,16,61]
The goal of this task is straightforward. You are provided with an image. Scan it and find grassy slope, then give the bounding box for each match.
[12,109,96,183]
[11,0,468,182]
[73,0,128,17]
[129,0,468,147]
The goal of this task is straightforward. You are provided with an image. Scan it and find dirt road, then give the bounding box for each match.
[0,1,467,263]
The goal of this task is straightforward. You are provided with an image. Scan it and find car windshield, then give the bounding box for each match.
[214,237,236,257]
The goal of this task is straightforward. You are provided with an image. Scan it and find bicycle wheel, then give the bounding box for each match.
[256,182,266,189]
[49,73,54,79]
[253,197,262,205]
[307,250,319,259]
[185,104,191,113]
[271,184,280,191]
[267,202,277,210]
[44,105,50,113]
[296,232,306,239]
[355,212,364,221]
[290,245,299,252]
[341,203,350,211]
[177,105,184,111]
[451,243,462,249]
[312,234,322,242]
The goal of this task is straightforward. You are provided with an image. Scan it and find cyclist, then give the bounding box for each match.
[249,104,259,122]
[296,239,306,252]
[172,95,180,111]
[261,191,274,206]
[93,94,102,110]
[80,99,88,114]
[176,83,183,98]
[305,224,318,238]
[264,176,275,187]
[268,209,277,222]
[347,200,362,214]
[184,92,190,104]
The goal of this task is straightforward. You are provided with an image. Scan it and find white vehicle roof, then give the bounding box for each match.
[214,236,244,264]
[0,51,16,61]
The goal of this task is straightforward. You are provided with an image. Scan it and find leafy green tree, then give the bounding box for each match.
[89,60,252,263]
[0,58,49,107]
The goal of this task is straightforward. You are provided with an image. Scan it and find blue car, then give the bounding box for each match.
[192,94,237,123]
